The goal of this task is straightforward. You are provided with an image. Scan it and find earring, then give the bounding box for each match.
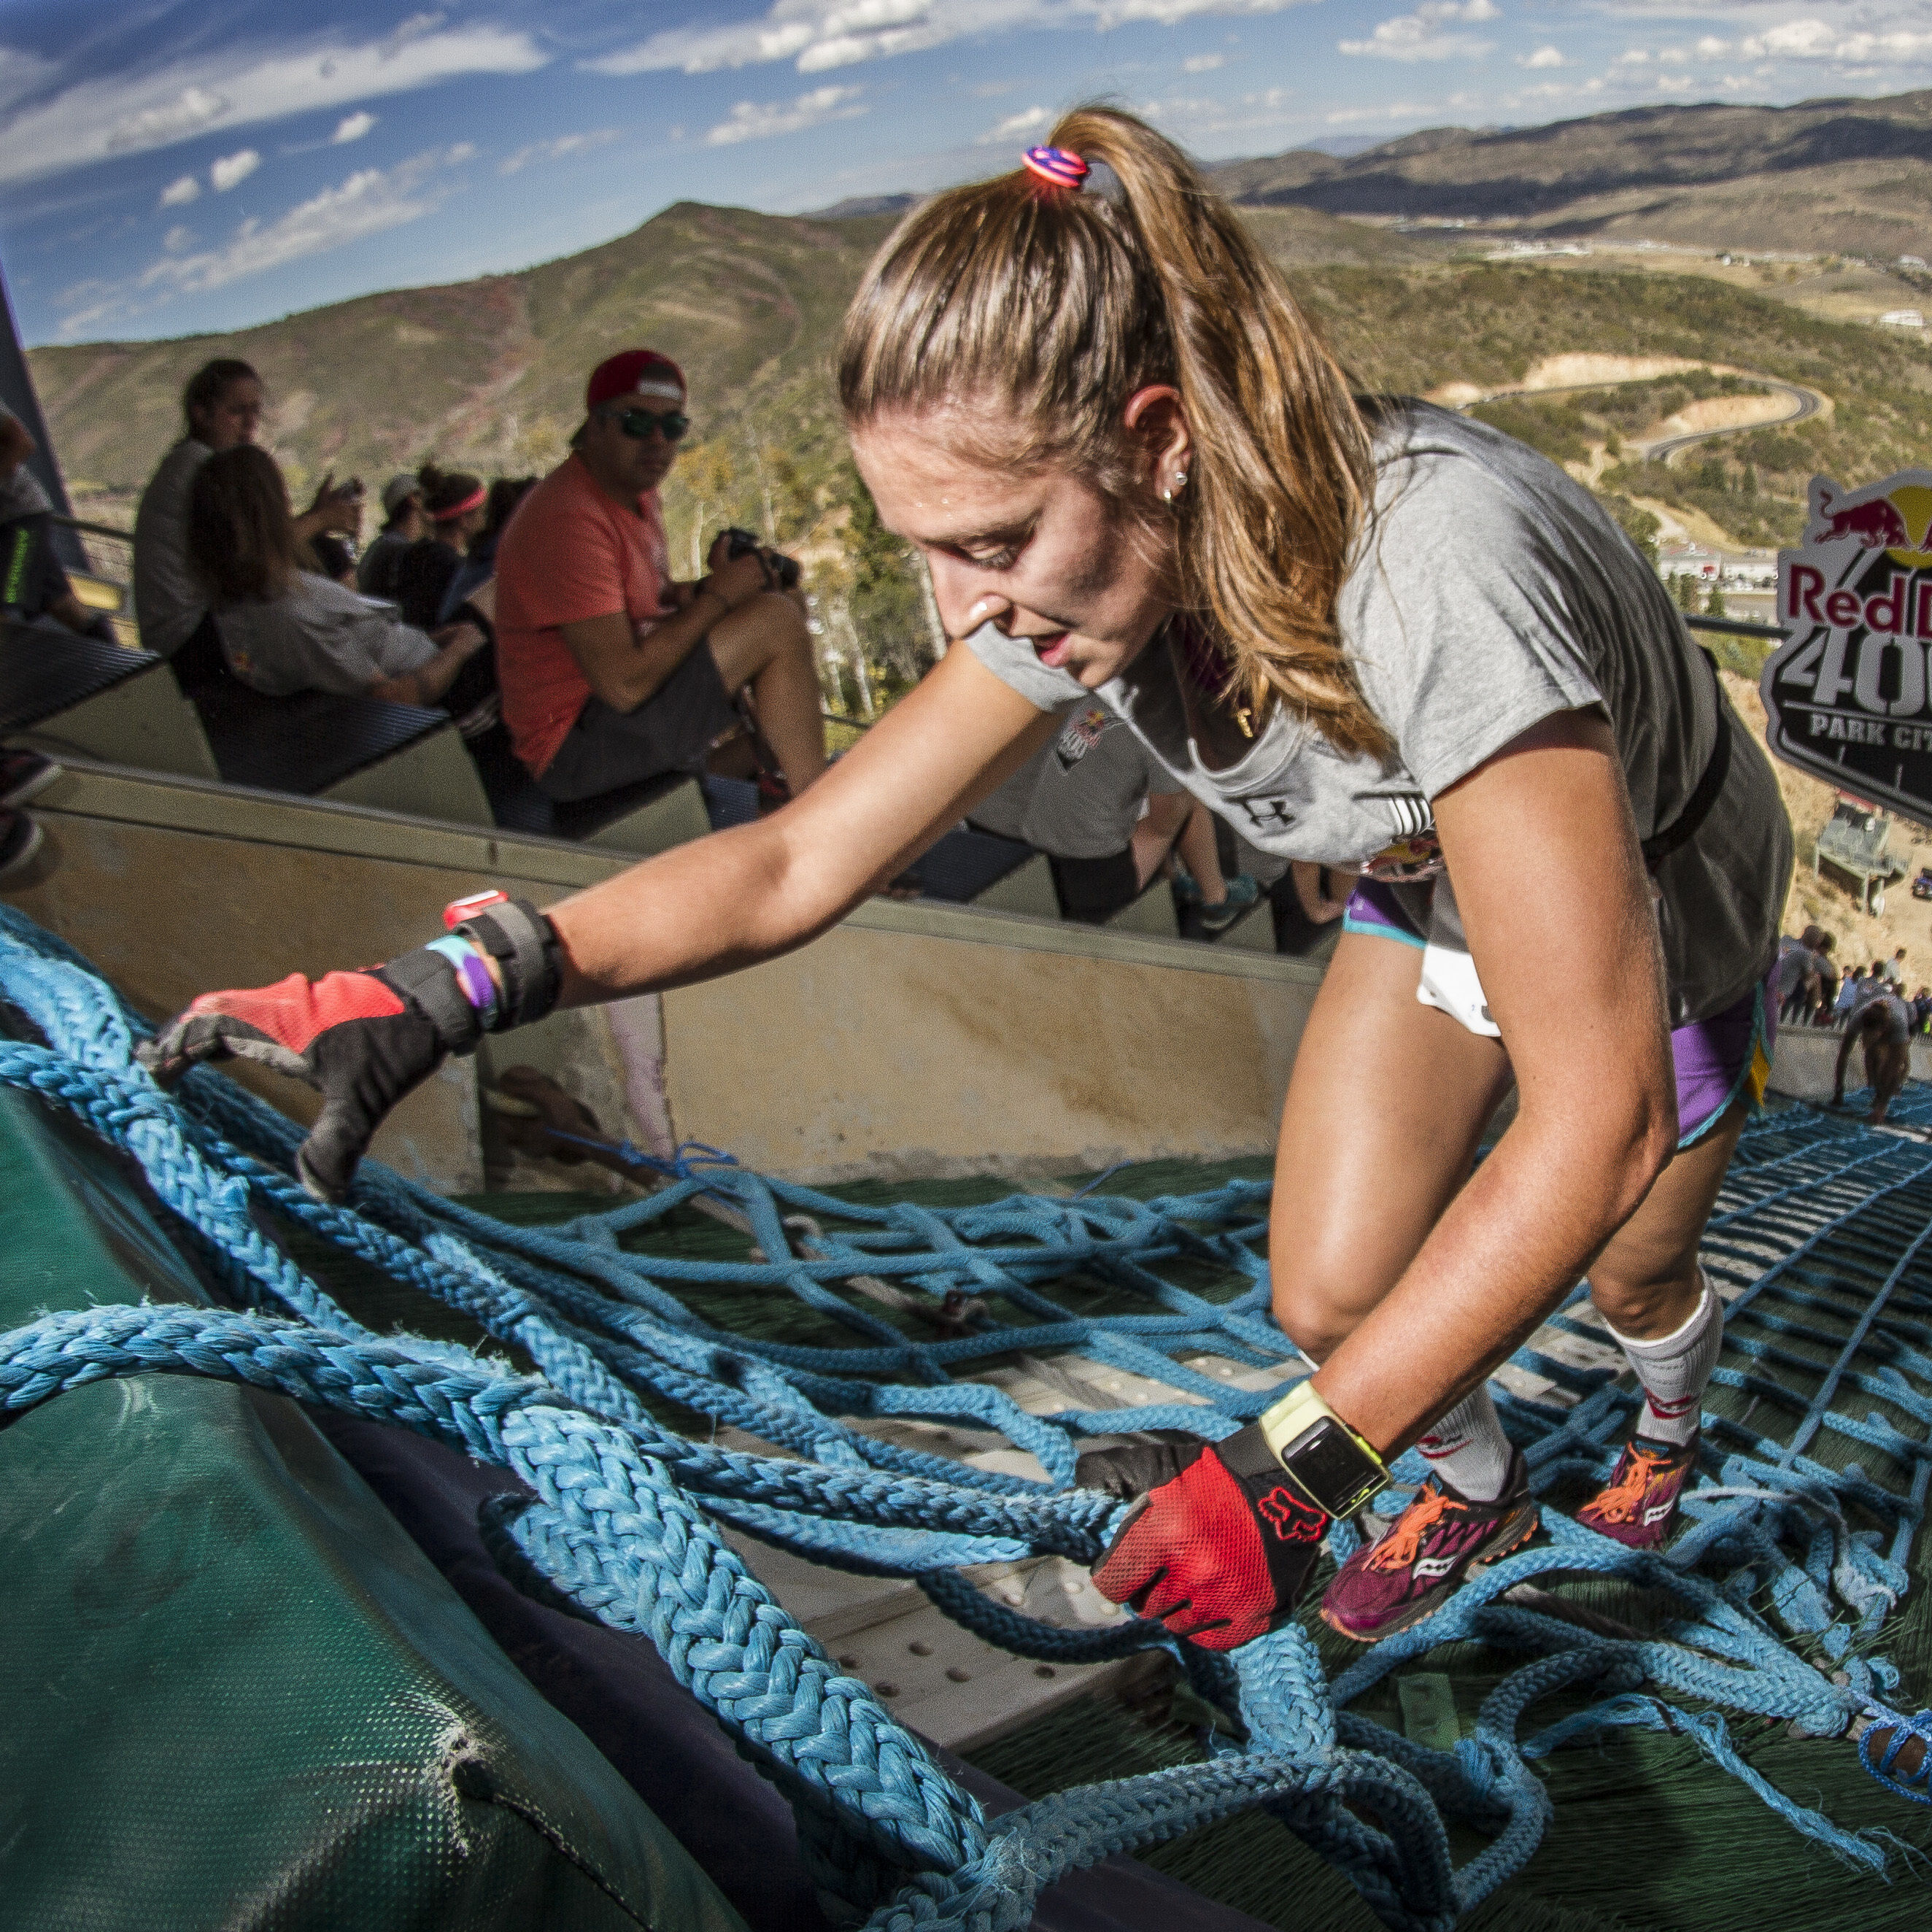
[1159,486,1172,503]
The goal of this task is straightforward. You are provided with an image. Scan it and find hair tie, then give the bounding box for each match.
[1022,146,1087,190]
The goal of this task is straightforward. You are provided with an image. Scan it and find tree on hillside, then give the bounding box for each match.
[671,440,743,578]
[839,469,935,695]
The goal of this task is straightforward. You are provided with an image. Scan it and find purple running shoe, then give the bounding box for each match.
[1321,1451,1537,1642]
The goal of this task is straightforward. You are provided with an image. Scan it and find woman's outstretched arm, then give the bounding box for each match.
[543,643,1058,1005]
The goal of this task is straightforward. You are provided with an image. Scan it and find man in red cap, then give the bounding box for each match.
[492,348,824,807]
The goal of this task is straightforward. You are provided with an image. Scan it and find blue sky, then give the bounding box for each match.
[3,1,1930,344]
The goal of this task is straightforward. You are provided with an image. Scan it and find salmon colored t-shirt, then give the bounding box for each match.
[494,453,673,776]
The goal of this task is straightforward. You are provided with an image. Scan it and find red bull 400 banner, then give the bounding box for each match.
[1762,468,1932,828]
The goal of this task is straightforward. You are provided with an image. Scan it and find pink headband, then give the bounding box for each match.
[431,483,487,522]
[1022,145,1087,190]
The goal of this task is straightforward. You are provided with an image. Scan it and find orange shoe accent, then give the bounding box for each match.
[1585,1445,1672,1525]
[1366,1485,1466,1572]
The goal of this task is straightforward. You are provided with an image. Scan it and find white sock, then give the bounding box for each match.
[1602,1272,1722,1448]
[1415,1384,1513,1502]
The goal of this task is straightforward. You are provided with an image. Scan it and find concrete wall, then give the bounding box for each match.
[1766,1024,1932,1103]
[1,759,1324,1192]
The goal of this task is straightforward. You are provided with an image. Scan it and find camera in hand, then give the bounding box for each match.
[721,525,801,590]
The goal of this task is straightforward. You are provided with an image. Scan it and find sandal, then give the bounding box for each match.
[1858,1705,1931,1804]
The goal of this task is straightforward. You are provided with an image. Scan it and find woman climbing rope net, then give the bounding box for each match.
[144,107,1793,1655]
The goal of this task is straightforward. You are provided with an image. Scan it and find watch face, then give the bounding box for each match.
[1286,1418,1380,1511]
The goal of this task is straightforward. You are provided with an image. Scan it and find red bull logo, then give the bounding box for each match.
[1806,474,1932,570]
[1766,468,1932,828]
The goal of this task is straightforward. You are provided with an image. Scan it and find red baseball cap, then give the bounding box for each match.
[585,349,686,412]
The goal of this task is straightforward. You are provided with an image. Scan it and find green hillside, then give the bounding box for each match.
[26,199,1932,693]
[1293,261,1932,549]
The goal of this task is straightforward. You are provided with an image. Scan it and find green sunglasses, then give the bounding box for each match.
[605,405,691,443]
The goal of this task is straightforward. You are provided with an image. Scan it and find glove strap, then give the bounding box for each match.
[382,947,483,1055]
[1226,1381,1392,1519]
[447,894,562,1030]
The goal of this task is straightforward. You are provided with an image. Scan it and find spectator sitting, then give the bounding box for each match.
[186,445,484,711]
[393,465,489,632]
[438,475,539,628]
[494,349,825,805]
[1,407,115,641]
[1879,945,1908,987]
[134,358,361,683]
[307,532,358,588]
[358,475,424,599]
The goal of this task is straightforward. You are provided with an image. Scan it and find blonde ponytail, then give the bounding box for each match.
[838,106,1388,761]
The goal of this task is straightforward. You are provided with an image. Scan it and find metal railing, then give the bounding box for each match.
[1685,612,1787,641]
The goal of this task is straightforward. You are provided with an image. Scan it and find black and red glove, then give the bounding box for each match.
[138,894,560,1203]
[1090,1423,1331,1651]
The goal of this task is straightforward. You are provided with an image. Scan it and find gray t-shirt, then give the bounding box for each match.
[968,701,1167,858]
[134,438,212,657]
[1775,940,1821,1001]
[216,572,436,697]
[965,401,1790,1024]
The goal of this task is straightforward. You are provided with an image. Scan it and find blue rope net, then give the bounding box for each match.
[0,900,1926,1931]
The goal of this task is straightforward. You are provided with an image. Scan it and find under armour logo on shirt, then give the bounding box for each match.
[1240,799,1297,831]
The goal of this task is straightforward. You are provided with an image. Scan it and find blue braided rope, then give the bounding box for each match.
[0,903,1927,1932]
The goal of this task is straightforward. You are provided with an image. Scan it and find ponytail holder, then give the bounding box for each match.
[1022,146,1088,190]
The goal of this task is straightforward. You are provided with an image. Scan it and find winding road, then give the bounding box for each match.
[1471,368,1827,466]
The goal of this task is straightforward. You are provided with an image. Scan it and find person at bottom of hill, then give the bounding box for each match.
[1775,925,1828,1027]
[1834,989,1913,1126]
[493,349,825,808]
[139,111,1791,1658]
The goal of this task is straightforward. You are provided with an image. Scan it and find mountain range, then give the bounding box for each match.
[22,88,1932,582]
[1210,89,1932,259]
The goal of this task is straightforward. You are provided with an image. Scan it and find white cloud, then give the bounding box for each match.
[60,144,464,336]
[1742,17,1932,63]
[1615,48,1651,66]
[1696,36,1729,59]
[0,21,547,188]
[333,110,376,143]
[158,173,200,207]
[589,0,1318,79]
[978,103,1051,142]
[1184,50,1227,69]
[210,148,260,192]
[705,83,869,145]
[1518,44,1564,68]
[162,224,195,252]
[499,128,619,174]
[1340,0,1499,63]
